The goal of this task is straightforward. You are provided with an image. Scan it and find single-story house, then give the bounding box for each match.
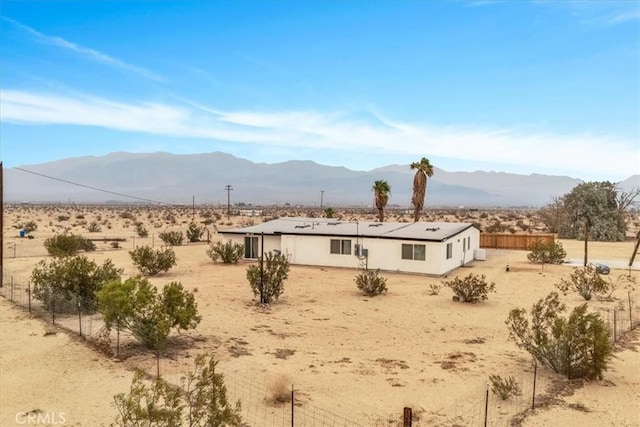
[218,217,481,276]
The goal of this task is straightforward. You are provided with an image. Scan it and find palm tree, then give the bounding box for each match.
[410,157,435,222]
[372,180,391,222]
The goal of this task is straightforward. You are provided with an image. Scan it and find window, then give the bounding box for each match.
[330,239,351,255]
[244,236,259,259]
[402,244,426,261]
[467,237,471,250]
[446,242,453,259]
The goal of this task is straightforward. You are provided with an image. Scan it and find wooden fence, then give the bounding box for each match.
[480,233,555,250]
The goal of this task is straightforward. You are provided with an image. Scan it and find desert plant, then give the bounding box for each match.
[19,220,38,233]
[159,230,184,246]
[186,221,205,242]
[428,283,441,296]
[31,255,122,313]
[207,240,244,264]
[556,265,610,300]
[355,269,388,296]
[44,233,96,257]
[506,292,612,380]
[246,251,290,304]
[135,222,149,238]
[444,273,495,303]
[267,374,292,406]
[129,245,176,276]
[410,157,435,222]
[112,355,241,427]
[527,239,567,267]
[489,375,522,400]
[324,207,336,218]
[87,221,102,232]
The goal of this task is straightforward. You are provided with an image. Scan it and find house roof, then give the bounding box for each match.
[219,217,476,242]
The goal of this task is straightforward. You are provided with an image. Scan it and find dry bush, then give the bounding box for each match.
[267,374,292,405]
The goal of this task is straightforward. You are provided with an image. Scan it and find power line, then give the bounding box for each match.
[13,167,177,205]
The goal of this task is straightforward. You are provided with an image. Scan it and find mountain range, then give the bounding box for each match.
[4,152,639,207]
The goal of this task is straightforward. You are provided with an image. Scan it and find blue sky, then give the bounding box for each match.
[0,0,638,181]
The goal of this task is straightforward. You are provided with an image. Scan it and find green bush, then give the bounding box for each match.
[355,269,388,296]
[44,233,96,257]
[207,240,244,264]
[112,355,241,427]
[186,222,205,242]
[506,292,612,380]
[246,252,290,304]
[527,240,567,266]
[159,230,184,246]
[31,255,122,313]
[444,273,495,303]
[129,246,176,276]
[556,265,610,300]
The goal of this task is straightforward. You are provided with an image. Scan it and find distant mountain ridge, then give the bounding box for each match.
[4,151,635,207]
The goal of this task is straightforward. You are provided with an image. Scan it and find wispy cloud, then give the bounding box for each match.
[534,0,640,27]
[1,89,637,179]
[3,17,165,82]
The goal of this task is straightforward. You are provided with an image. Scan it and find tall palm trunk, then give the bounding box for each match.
[378,207,384,223]
[412,171,427,222]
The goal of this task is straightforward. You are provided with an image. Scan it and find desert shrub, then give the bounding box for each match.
[506,292,612,380]
[44,233,96,257]
[19,220,38,233]
[485,220,507,233]
[135,222,149,238]
[489,375,521,400]
[32,255,122,313]
[556,265,610,300]
[324,207,336,218]
[111,241,121,249]
[246,251,290,304]
[98,277,200,351]
[267,374,292,405]
[207,240,244,264]
[129,245,176,276]
[527,240,567,267]
[355,269,388,296]
[119,211,135,220]
[159,230,184,246]
[186,222,205,242]
[112,355,241,427]
[428,283,441,295]
[444,273,495,303]
[57,215,70,221]
[87,221,102,232]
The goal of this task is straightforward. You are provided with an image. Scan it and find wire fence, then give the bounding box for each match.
[1,269,638,427]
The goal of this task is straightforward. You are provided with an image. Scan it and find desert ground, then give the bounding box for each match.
[1,204,639,426]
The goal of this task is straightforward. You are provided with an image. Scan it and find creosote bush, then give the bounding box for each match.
[444,273,495,303]
[207,240,244,264]
[129,245,176,276]
[556,265,610,300]
[159,230,184,246]
[489,375,521,400]
[527,239,567,267]
[247,251,290,304]
[506,292,612,380]
[112,355,241,427]
[355,269,388,296]
[186,221,205,242]
[44,233,96,257]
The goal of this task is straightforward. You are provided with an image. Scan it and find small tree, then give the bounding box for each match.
[355,269,388,296]
[96,278,135,357]
[44,233,96,257]
[159,230,184,246]
[556,265,610,300]
[31,255,122,313]
[444,273,495,303]
[186,222,205,243]
[207,240,244,264]
[246,251,290,304]
[112,355,241,427]
[506,292,612,380]
[527,240,566,268]
[99,277,200,351]
[130,246,177,276]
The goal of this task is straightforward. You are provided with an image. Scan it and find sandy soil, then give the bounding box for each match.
[1,205,639,426]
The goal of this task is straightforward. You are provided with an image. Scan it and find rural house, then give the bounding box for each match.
[219,218,481,276]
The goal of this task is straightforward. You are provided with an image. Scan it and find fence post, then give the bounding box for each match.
[28,281,31,313]
[403,407,412,427]
[629,292,633,330]
[484,386,489,427]
[532,361,538,410]
[291,385,294,427]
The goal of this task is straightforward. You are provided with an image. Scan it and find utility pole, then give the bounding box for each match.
[225,185,233,219]
[192,195,195,222]
[320,190,324,212]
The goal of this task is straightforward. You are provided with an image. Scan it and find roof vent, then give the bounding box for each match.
[425,227,440,232]
[368,223,383,227]
[327,222,340,225]
[295,224,311,229]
